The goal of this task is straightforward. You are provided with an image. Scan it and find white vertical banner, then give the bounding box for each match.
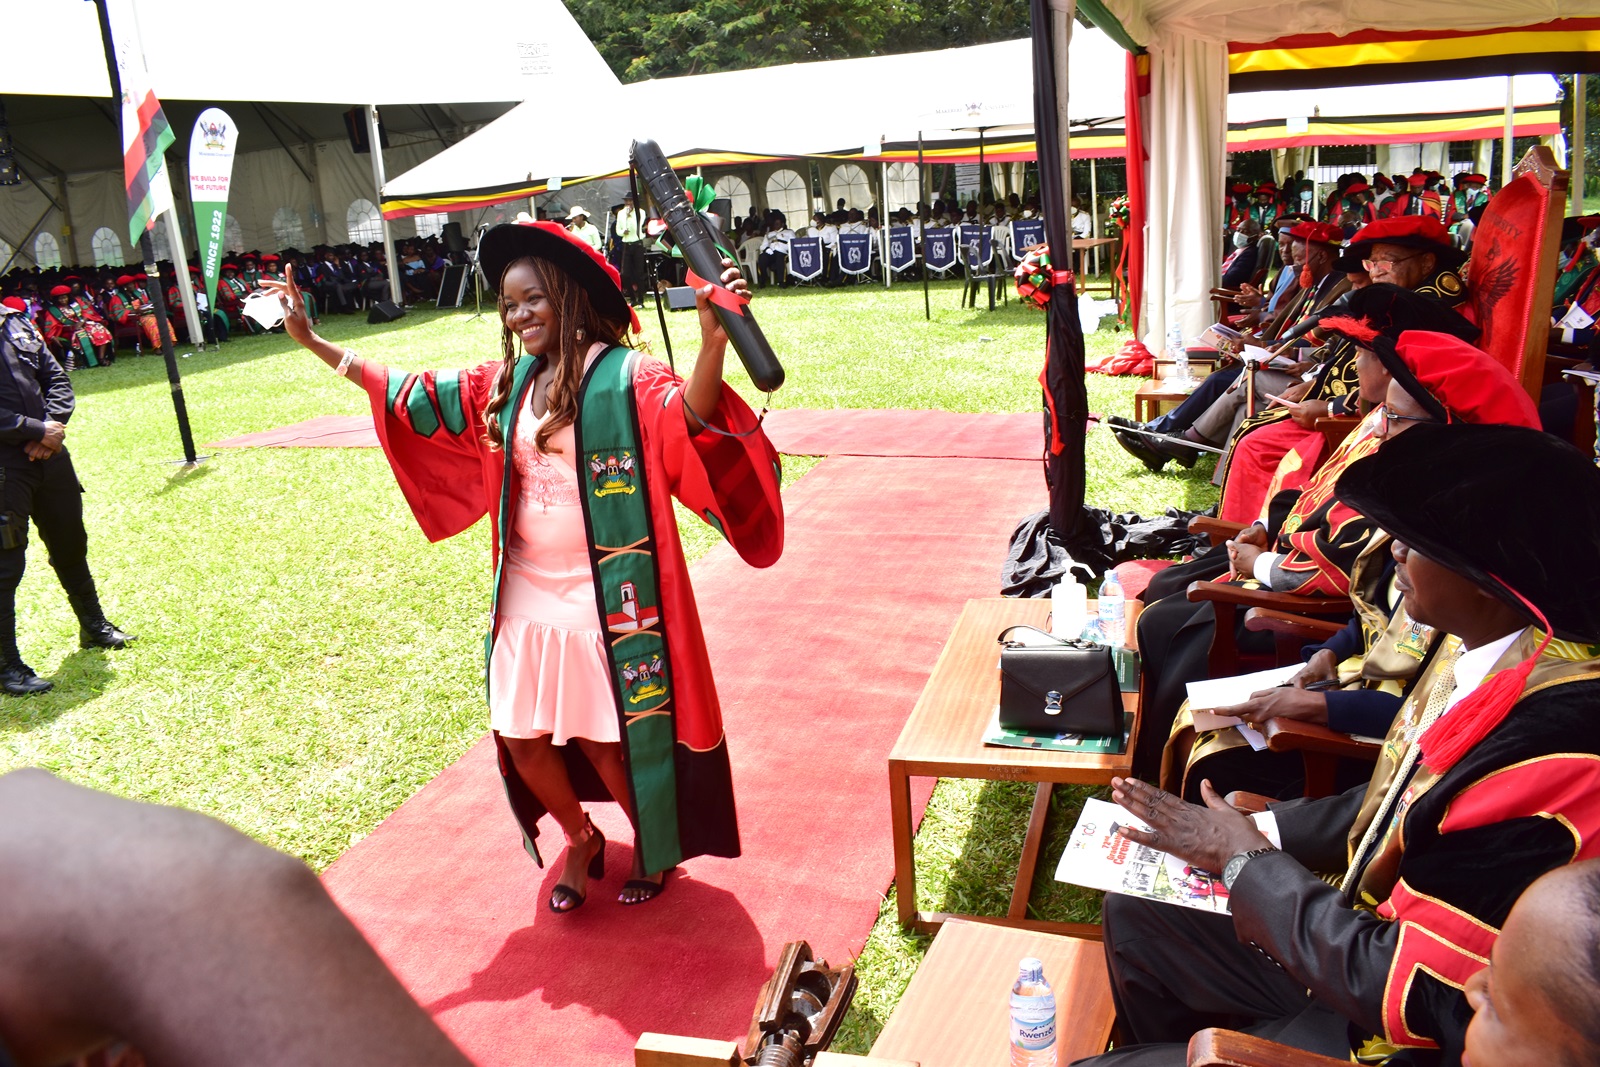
[188,108,239,313]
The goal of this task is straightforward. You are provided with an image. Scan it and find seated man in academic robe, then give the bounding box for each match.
[1078,421,1600,1067]
[1111,219,1346,471]
[1156,319,1509,800]
[1130,298,1536,782]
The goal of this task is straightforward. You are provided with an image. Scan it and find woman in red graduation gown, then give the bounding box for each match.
[262,221,783,912]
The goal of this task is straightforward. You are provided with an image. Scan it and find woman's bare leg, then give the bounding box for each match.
[574,738,667,900]
[499,735,603,907]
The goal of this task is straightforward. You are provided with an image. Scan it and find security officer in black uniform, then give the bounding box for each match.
[0,300,132,695]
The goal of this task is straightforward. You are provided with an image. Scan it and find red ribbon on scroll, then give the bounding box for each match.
[685,268,750,318]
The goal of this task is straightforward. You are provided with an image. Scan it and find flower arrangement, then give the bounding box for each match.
[1014,245,1061,309]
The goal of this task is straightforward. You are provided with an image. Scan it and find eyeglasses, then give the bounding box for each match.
[1362,252,1423,271]
[1380,409,1437,429]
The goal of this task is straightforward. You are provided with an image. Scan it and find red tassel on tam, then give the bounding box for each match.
[1419,582,1552,774]
[1318,315,1378,344]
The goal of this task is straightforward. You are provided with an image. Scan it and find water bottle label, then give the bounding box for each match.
[1012,1018,1056,1051]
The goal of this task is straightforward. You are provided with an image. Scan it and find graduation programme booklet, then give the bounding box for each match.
[1054,798,1232,913]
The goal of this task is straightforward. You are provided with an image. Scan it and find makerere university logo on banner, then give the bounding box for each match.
[189,108,239,314]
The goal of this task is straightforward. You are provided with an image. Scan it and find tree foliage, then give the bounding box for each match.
[563,0,1033,82]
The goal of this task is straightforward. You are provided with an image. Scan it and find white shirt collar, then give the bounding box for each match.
[1443,628,1526,713]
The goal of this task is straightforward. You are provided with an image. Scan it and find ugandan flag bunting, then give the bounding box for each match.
[103,0,176,248]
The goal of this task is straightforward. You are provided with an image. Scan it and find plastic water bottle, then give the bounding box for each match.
[1166,323,1190,385]
[1009,957,1057,1067]
[1050,560,1093,640]
[1098,570,1125,647]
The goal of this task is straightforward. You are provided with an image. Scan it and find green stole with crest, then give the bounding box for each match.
[488,345,683,874]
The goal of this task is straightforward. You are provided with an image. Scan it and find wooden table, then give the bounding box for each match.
[870,919,1115,1067]
[1071,235,1119,296]
[889,597,1137,936]
[1133,378,1199,423]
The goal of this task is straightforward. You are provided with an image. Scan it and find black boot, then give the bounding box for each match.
[0,631,49,695]
[0,661,51,695]
[67,586,135,649]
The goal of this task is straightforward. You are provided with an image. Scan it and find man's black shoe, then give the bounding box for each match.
[1112,425,1170,471]
[80,620,135,649]
[1148,432,1201,469]
[0,663,52,695]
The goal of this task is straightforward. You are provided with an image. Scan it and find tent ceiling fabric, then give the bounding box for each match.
[1101,0,1600,48]
[5,0,615,105]
[1,98,515,178]
[1226,73,1557,125]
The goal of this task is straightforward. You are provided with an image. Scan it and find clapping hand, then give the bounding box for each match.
[1109,776,1273,874]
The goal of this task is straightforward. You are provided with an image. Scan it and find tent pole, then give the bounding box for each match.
[920,132,930,321]
[1574,73,1588,215]
[366,104,403,304]
[54,172,83,268]
[882,159,891,289]
[980,128,992,310]
[1502,77,1515,187]
[1089,155,1099,278]
[159,207,207,351]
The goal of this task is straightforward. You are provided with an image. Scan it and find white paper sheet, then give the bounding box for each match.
[1054,798,1232,913]
[1184,664,1301,712]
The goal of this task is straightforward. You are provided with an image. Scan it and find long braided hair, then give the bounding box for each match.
[482,255,631,453]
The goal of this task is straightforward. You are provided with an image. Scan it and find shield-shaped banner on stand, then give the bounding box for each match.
[923,226,957,274]
[838,232,873,275]
[888,227,917,273]
[959,223,992,270]
[787,236,825,281]
[1010,218,1045,260]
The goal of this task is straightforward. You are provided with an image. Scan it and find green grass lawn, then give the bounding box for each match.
[0,276,1217,1049]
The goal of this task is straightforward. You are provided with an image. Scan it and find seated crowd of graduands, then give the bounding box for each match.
[1069,168,1600,1064]
[0,236,466,371]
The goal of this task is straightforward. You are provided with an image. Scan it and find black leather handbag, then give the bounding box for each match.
[996,625,1123,736]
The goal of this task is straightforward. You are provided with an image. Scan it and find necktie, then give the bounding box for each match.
[1340,645,1462,895]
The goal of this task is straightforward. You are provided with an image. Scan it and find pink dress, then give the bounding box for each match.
[487,399,619,744]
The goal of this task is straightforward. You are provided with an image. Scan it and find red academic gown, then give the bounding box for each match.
[360,351,784,870]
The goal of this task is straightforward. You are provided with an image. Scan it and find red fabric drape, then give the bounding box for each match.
[1122,52,1149,338]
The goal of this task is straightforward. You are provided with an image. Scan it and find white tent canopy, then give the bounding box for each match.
[379,31,1129,212]
[7,0,615,105]
[0,0,616,270]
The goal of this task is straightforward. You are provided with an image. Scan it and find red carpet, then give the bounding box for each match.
[210,414,379,449]
[321,454,1045,1065]
[210,408,1046,460]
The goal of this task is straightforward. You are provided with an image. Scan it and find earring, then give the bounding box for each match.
[575,328,586,341]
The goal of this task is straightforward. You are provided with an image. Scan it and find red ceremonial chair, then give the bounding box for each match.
[1462,146,1568,400]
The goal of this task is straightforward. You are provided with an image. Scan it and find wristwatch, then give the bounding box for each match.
[1222,846,1278,891]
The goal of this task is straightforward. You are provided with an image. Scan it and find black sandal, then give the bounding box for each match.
[619,866,676,906]
[548,816,606,913]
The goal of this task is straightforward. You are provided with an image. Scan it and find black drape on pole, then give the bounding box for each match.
[1030,0,1089,541]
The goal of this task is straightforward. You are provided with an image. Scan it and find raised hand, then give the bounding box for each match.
[257,274,313,348]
